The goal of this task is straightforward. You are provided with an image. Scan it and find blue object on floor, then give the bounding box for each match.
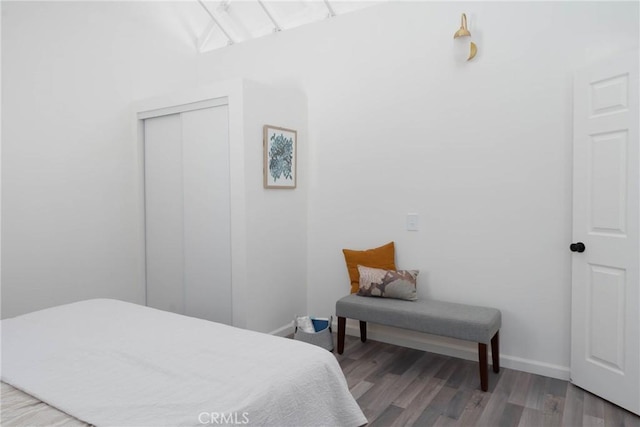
[312,318,330,332]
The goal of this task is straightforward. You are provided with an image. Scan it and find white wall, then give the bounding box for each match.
[242,81,308,333]
[195,1,639,377]
[2,0,638,378]
[1,1,199,317]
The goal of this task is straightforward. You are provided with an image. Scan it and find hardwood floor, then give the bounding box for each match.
[334,335,640,427]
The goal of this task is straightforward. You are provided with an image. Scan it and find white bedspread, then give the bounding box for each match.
[1,299,366,427]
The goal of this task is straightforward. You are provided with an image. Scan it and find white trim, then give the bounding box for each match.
[133,83,239,116]
[338,321,570,381]
[136,119,147,306]
[266,318,571,380]
[137,97,229,120]
[269,321,295,338]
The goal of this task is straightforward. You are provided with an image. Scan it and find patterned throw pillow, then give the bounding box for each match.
[357,265,419,301]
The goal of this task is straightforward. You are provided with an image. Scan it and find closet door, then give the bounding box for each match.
[182,106,231,324]
[144,104,231,325]
[144,113,185,315]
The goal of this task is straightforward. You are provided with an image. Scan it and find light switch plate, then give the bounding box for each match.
[406,213,419,231]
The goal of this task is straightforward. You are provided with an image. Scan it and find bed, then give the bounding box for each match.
[1,299,367,426]
[1,382,89,426]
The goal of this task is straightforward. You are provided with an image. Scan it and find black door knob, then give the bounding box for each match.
[570,242,586,253]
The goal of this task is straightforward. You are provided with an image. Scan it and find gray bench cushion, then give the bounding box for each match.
[336,294,501,344]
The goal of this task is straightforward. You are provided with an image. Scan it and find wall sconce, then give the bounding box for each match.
[453,13,477,62]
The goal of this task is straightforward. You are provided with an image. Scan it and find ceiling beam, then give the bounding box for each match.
[323,0,336,18]
[197,0,235,45]
[197,20,217,52]
[257,0,282,32]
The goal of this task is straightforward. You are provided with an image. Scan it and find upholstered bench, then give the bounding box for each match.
[335,294,502,391]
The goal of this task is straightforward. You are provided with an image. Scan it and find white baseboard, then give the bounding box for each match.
[269,321,295,337]
[269,319,570,381]
[340,321,570,381]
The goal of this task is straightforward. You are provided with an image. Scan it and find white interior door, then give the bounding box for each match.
[144,104,232,325]
[571,49,639,415]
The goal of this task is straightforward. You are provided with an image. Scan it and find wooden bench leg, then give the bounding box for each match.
[491,331,500,373]
[359,321,367,342]
[479,343,488,392]
[337,317,346,354]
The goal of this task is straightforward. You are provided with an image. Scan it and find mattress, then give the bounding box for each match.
[1,299,367,426]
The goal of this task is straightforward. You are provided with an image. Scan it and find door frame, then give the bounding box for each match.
[132,80,249,328]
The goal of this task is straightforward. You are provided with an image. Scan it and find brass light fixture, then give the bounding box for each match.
[453,13,477,61]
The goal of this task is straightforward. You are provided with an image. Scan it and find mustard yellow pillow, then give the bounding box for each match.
[342,242,396,294]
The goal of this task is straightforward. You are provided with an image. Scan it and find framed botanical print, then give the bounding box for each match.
[263,125,297,189]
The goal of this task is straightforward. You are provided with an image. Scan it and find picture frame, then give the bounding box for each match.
[263,125,297,189]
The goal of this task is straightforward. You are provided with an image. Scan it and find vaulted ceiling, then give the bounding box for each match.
[193,1,381,52]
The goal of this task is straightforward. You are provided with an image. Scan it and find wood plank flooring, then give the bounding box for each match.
[334,335,640,427]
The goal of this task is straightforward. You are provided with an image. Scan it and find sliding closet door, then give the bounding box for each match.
[144,104,231,325]
[181,106,231,324]
[144,113,185,315]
